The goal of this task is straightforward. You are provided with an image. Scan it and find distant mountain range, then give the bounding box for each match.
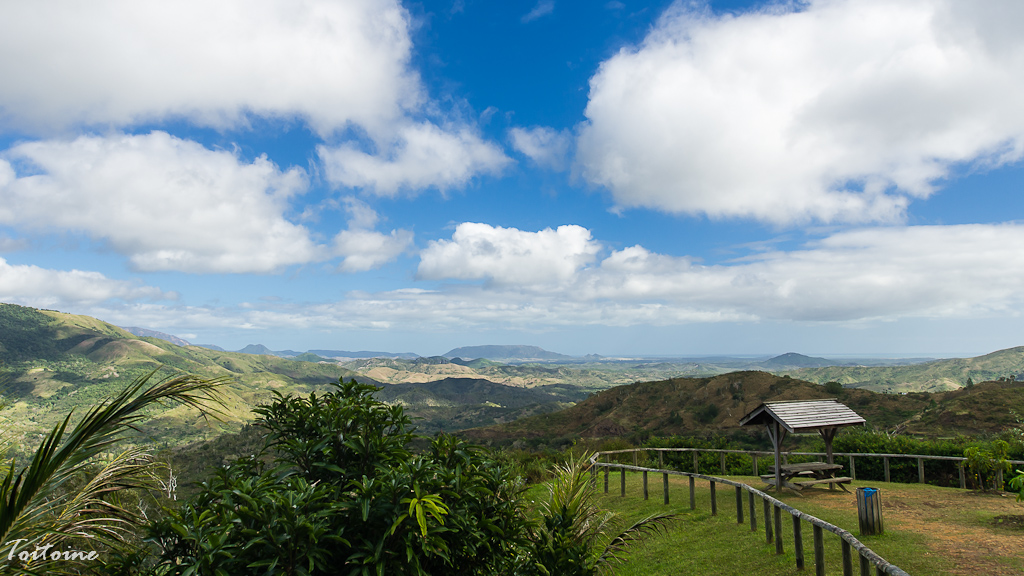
[761,352,834,368]
[443,345,574,361]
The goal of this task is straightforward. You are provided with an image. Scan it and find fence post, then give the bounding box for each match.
[689,476,695,510]
[753,453,759,476]
[735,486,743,524]
[813,524,825,576]
[620,468,626,496]
[959,461,966,489]
[774,505,784,555]
[721,452,727,475]
[884,457,890,483]
[693,451,699,474]
[663,472,669,505]
[659,450,663,468]
[749,491,757,532]
[643,470,649,500]
[917,458,925,484]
[710,480,717,516]
[764,498,773,544]
[842,539,853,576]
[793,515,804,570]
[860,553,871,576]
[850,455,856,480]
[604,468,609,493]
[633,450,638,466]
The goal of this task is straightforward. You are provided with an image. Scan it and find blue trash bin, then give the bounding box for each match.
[856,487,883,535]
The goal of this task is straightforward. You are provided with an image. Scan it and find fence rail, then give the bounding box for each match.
[596,447,1024,489]
[590,452,911,576]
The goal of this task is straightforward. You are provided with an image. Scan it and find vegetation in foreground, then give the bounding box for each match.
[1,376,674,575]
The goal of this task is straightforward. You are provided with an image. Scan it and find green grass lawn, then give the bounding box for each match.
[589,472,960,576]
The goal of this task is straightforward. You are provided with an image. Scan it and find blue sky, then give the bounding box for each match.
[2,0,1024,357]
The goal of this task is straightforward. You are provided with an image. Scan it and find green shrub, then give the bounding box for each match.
[149,380,529,576]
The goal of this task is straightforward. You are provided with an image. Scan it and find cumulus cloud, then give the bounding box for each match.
[577,0,1024,224]
[0,132,324,273]
[0,0,419,136]
[333,198,414,272]
[75,223,1024,337]
[574,224,1024,322]
[410,222,1024,326]
[318,121,510,195]
[418,223,601,287]
[509,126,572,170]
[0,258,172,308]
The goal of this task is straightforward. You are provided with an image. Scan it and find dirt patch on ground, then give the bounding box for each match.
[804,485,1024,575]
[992,515,1024,529]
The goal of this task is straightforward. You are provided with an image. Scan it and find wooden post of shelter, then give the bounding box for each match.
[739,399,866,495]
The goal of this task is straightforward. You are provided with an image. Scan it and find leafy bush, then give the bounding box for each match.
[693,403,719,424]
[964,441,1012,491]
[149,379,529,576]
[824,381,843,395]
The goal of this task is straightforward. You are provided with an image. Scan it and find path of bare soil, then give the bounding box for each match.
[799,484,1024,575]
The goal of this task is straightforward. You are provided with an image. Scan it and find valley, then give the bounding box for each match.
[3,302,1024,459]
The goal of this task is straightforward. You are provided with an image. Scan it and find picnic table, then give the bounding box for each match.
[760,462,852,495]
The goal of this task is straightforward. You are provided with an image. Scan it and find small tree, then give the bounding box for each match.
[824,381,843,395]
[964,441,1012,491]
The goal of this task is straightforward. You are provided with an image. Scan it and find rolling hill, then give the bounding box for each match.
[0,303,588,450]
[787,347,1024,392]
[461,371,1024,444]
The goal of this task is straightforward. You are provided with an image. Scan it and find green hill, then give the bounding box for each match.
[0,303,374,449]
[788,346,1024,392]
[372,377,581,434]
[0,303,587,451]
[461,371,1024,444]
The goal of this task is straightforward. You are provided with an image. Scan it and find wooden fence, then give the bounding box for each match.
[590,453,911,576]
[597,447,1024,490]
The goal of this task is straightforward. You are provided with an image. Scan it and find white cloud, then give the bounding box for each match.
[411,222,1024,326]
[0,0,419,136]
[575,224,1024,322]
[0,132,324,273]
[522,1,555,23]
[0,258,172,308]
[418,223,601,287]
[332,198,413,272]
[318,121,510,195]
[577,0,1024,224]
[70,223,1024,340]
[509,126,572,170]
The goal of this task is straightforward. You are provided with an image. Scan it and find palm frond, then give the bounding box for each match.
[595,511,678,569]
[0,370,228,549]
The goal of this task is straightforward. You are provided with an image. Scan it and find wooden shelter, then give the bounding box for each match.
[739,399,866,493]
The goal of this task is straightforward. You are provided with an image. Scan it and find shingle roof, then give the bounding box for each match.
[738,399,865,433]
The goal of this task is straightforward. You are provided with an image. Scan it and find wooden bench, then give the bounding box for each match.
[792,476,853,492]
[791,476,852,486]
